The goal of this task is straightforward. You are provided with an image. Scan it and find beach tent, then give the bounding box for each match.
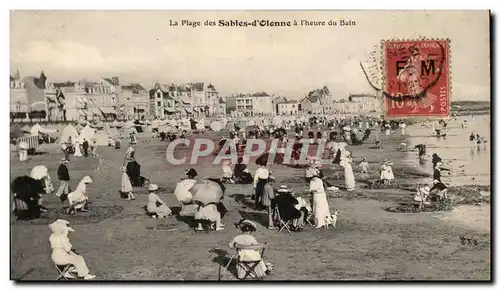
[59,124,79,144]
[93,131,109,146]
[21,125,31,133]
[78,125,96,142]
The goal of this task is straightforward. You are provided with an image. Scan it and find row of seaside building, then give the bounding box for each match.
[10,71,381,122]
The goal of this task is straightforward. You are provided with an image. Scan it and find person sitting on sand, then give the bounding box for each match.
[65,176,93,215]
[221,160,235,184]
[380,159,395,185]
[233,158,253,184]
[230,219,273,279]
[273,185,303,231]
[146,184,172,219]
[49,219,96,280]
[359,158,369,174]
[430,180,448,201]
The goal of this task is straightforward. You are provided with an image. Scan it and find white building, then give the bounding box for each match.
[276,100,300,115]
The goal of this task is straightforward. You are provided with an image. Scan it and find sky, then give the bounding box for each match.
[10,10,490,101]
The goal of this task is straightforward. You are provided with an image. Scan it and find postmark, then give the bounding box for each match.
[383,39,450,118]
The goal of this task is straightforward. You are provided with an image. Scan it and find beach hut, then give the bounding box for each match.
[59,124,79,144]
[78,125,96,142]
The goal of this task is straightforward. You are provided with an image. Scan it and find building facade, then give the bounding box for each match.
[276,100,300,115]
[121,83,149,120]
[46,77,120,122]
[227,92,274,117]
[10,70,48,122]
[149,82,223,119]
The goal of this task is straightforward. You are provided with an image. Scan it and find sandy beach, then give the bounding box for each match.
[10,122,491,280]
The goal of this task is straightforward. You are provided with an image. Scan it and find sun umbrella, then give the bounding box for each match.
[30,165,48,180]
[173,179,197,203]
[20,125,31,133]
[255,152,285,166]
[191,180,224,205]
[210,121,223,132]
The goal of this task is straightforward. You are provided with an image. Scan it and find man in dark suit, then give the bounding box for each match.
[273,185,302,231]
[56,158,70,201]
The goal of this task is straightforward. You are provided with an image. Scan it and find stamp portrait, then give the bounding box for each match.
[383,39,450,118]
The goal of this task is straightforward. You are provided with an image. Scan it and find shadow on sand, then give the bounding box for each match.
[209,248,238,280]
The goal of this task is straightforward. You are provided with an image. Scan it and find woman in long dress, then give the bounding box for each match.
[309,175,332,228]
[253,164,270,209]
[120,167,135,200]
[49,219,96,280]
[229,220,272,279]
[66,176,93,214]
[146,184,171,218]
[340,155,355,191]
[74,141,82,157]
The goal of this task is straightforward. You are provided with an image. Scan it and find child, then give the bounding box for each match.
[147,184,172,219]
[359,158,369,174]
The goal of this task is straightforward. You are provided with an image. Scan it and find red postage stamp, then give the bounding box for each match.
[383,39,450,118]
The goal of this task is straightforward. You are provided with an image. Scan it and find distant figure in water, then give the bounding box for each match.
[415,144,426,159]
[469,132,475,146]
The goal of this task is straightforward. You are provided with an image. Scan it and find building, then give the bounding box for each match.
[276,100,300,115]
[45,77,120,122]
[300,86,331,115]
[328,94,381,114]
[121,83,149,120]
[149,82,223,119]
[227,92,274,117]
[10,70,48,122]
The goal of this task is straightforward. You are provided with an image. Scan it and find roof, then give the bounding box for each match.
[278,100,299,105]
[192,83,204,91]
[121,83,146,93]
[103,77,120,86]
[53,81,76,88]
[23,76,46,90]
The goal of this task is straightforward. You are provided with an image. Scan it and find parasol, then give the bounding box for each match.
[20,125,31,133]
[174,179,197,203]
[210,121,223,132]
[30,165,49,180]
[191,180,224,205]
[255,152,284,166]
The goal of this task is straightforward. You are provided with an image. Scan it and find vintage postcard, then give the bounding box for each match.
[9,10,490,281]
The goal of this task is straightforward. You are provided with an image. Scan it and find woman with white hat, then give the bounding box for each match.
[308,176,332,228]
[229,219,272,279]
[146,184,171,219]
[49,219,96,280]
[66,176,93,214]
[340,153,355,192]
[380,159,395,185]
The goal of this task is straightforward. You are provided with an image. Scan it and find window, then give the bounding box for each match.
[157,101,161,107]
[157,92,161,99]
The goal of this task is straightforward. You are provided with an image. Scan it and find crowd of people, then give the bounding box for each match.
[11,114,466,280]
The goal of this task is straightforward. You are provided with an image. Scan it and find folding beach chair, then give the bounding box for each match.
[274,207,292,234]
[54,262,76,280]
[219,243,267,280]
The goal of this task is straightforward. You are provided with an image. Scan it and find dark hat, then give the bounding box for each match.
[235,219,257,233]
[185,168,198,178]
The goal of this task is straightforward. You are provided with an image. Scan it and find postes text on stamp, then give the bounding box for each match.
[384,39,450,118]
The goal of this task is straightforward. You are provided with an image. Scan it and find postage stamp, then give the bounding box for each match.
[383,39,450,118]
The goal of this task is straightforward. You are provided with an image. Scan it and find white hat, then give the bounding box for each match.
[82,176,93,183]
[277,185,293,193]
[148,184,159,191]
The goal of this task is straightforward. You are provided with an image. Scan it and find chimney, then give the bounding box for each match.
[112,77,120,86]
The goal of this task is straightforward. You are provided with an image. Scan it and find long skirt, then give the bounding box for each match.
[313,192,331,227]
[147,203,172,217]
[52,250,90,277]
[121,173,133,193]
[236,250,267,279]
[344,166,355,191]
[255,179,267,206]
